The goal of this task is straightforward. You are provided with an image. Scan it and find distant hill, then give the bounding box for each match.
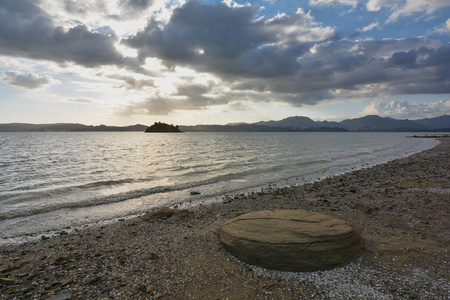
[0,123,148,132]
[1,115,448,132]
[249,115,450,131]
[255,116,317,128]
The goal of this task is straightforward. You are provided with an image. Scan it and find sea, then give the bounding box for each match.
[0,132,439,245]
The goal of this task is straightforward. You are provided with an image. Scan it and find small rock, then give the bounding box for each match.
[146,284,155,293]
[138,284,146,291]
[41,235,50,240]
[356,203,373,214]
[190,191,201,195]
[154,294,163,299]
[0,277,19,285]
[13,260,24,269]
[47,294,72,300]
[87,275,101,284]
[52,257,69,265]
[61,278,73,287]
[149,252,159,261]
[1,266,15,274]
[56,270,67,277]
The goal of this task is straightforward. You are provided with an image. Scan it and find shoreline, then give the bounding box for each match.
[1,138,449,299]
[0,134,438,245]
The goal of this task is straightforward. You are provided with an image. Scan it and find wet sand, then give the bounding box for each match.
[1,137,449,299]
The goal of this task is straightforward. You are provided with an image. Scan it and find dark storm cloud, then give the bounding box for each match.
[232,38,450,105]
[120,0,449,113]
[0,0,124,67]
[122,1,331,78]
[2,71,57,89]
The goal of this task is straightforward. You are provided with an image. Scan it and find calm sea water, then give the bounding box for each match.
[0,132,438,244]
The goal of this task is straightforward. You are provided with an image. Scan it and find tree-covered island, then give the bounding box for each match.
[145,122,182,132]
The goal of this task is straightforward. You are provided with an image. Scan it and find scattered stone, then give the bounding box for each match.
[47,294,72,300]
[0,277,19,285]
[138,284,146,292]
[61,278,74,287]
[41,235,50,240]
[149,252,159,261]
[56,270,67,277]
[219,210,364,272]
[138,283,155,293]
[355,203,374,215]
[13,260,24,269]
[87,275,101,284]
[190,191,201,195]
[52,257,69,265]
[153,294,163,299]
[1,266,15,274]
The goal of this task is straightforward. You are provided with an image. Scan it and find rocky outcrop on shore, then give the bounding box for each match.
[219,210,364,271]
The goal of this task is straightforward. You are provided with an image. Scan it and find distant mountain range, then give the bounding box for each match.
[181,115,450,132]
[0,115,449,132]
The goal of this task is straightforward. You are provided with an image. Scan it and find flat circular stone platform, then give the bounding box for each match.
[219,210,364,272]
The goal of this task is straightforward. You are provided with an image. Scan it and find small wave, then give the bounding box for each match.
[0,169,264,221]
[296,158,333,165]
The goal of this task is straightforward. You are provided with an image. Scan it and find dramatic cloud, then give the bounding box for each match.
[123,1,335,78]
[234,38,450,102]
[115,1,450,115]
[0,0,447,122]
[1,71,59,89]
[363,100,450,119]
[0,0,124,67]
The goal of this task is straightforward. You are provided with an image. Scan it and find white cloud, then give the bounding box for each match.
[1,71,60,89]
[366,0,401,12]
[362,100,450,119]
[435,18,450,35]
[309,0,358,8]
[361,22,380,32]
[386,0,450,23]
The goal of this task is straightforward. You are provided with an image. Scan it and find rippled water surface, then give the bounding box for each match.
[0,132,438,242]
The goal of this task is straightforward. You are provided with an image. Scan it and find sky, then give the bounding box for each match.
[0,0,449,126]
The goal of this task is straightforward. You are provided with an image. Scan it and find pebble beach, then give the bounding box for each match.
[1,137,449,300]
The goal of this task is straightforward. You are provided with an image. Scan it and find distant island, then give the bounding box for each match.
[0,115,448,132]
[145,122,182,133]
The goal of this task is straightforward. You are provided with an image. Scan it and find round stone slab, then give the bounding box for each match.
[219,210,364,272]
